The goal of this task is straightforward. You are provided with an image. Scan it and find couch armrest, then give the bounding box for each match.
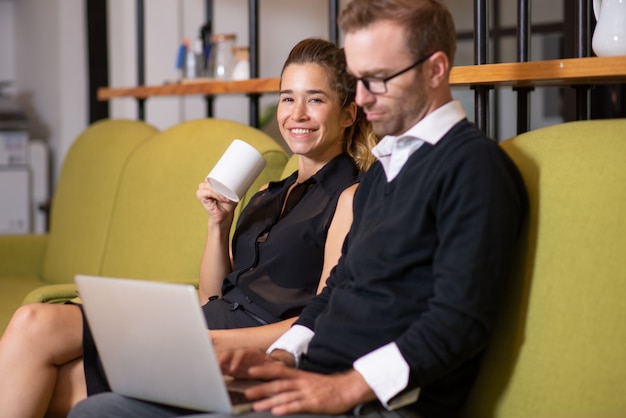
[0,234,47,277]
[21,283,80,304]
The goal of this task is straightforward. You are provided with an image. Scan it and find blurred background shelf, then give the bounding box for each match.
[450,56,626,87]
[97,56,626,100]
[98,77,280,100]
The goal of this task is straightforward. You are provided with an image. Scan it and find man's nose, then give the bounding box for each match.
[355,80,375,107]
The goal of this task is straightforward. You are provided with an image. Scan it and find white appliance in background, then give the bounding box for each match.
[0,138,49,235]
[0,165,29,234]
[28,139,49,234]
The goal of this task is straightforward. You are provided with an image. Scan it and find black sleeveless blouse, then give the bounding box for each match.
[222,153,359,320]
[80,154,359,396]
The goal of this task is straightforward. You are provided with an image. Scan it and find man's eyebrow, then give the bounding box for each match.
[346,68,374,78]
[347,65,389,78]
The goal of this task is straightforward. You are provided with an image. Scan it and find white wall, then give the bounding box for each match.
[108,0,336,130]
[0,2,16,83]
[4,0,87,183]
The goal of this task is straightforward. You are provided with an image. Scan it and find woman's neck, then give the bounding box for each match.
[296,151,342,182]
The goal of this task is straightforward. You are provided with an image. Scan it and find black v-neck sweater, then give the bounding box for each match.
[298,120,527,417]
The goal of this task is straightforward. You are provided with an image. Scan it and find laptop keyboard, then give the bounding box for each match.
[228,390,250,406]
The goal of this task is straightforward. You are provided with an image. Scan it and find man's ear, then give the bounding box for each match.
[427,51,450,87]
[342,102,358,128]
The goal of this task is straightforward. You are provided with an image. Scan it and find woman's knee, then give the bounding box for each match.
[5,303,83,349]
[6,303,50,337]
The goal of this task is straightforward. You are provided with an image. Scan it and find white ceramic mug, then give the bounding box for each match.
[206,139,266,202]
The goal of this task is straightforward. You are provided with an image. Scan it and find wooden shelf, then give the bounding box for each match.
[97,77,280,100]
[97,56,626,101]
[450,55,626,87]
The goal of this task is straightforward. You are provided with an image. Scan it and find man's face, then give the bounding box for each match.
[344,20,429,137]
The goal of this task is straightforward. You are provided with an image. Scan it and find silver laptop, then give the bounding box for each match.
[75,274,257,414]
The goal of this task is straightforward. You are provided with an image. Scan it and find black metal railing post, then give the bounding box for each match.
[575,0,591,120]
[472,0,491,136]
[136,0,146,121]
[204,0,214,118]
[329,0,339,45]
[514,0,532,134]
[248,0,260,128]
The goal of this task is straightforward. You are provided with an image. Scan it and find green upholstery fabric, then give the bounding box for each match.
[462,119,626,417]
[97,118,288,284]
[7,118,288,335]
[42,119,160,283]
[0,234,46,277]
[0,119,159,333]
[281,154,299,178]
[21,284,82,304]
[0,275,50,334]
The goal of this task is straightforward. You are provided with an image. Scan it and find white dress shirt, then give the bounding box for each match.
[373,100,467,182]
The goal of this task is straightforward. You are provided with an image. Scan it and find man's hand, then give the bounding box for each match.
[267,348,297,368]
[244,362,377,415]
[217,347,276,379]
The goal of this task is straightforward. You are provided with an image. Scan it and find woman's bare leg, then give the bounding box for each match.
[46,358,87,418]
[0,303,85,418]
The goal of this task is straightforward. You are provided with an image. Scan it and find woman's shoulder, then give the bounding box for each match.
[337,183,359,206]
[315,153,360,190]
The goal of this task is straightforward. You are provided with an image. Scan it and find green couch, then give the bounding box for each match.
[2,116,624,416]
[462,119,626,417]
[0,118,289,333]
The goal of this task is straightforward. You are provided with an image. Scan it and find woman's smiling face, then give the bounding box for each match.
[277,63,353,162]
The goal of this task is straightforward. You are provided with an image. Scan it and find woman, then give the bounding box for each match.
[0,38,376,418]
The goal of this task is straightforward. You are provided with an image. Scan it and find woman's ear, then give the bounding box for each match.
[342,102,358,128]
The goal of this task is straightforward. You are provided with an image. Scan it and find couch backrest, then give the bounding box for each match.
[462,119,626,417]
[42,119,159,284]
[281,154,299,178]
[98,118,288,284]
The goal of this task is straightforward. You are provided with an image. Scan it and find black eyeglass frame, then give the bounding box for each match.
[354,52,436,95]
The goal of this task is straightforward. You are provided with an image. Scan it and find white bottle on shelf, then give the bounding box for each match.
[210,33,236,80]
[232,47,250,80]
[185,38,197,79]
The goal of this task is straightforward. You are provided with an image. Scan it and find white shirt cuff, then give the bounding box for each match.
[266,324,314,368]
[353,342,420,410]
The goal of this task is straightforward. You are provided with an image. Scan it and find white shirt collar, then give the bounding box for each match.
[372,100,467,182]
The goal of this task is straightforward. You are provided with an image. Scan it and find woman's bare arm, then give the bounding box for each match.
[197,181,238,302]
[316,183,357,293]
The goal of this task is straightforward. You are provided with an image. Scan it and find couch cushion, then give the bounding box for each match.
[462,119,626,417]
[281,154,299,179]
[0,275,50,332]
[99,118,288,284]
[42,119,159,284]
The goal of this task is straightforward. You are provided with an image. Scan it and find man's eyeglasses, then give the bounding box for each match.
[355,52,435,95]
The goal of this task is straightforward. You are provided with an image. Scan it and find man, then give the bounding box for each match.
[69,0,527,417]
